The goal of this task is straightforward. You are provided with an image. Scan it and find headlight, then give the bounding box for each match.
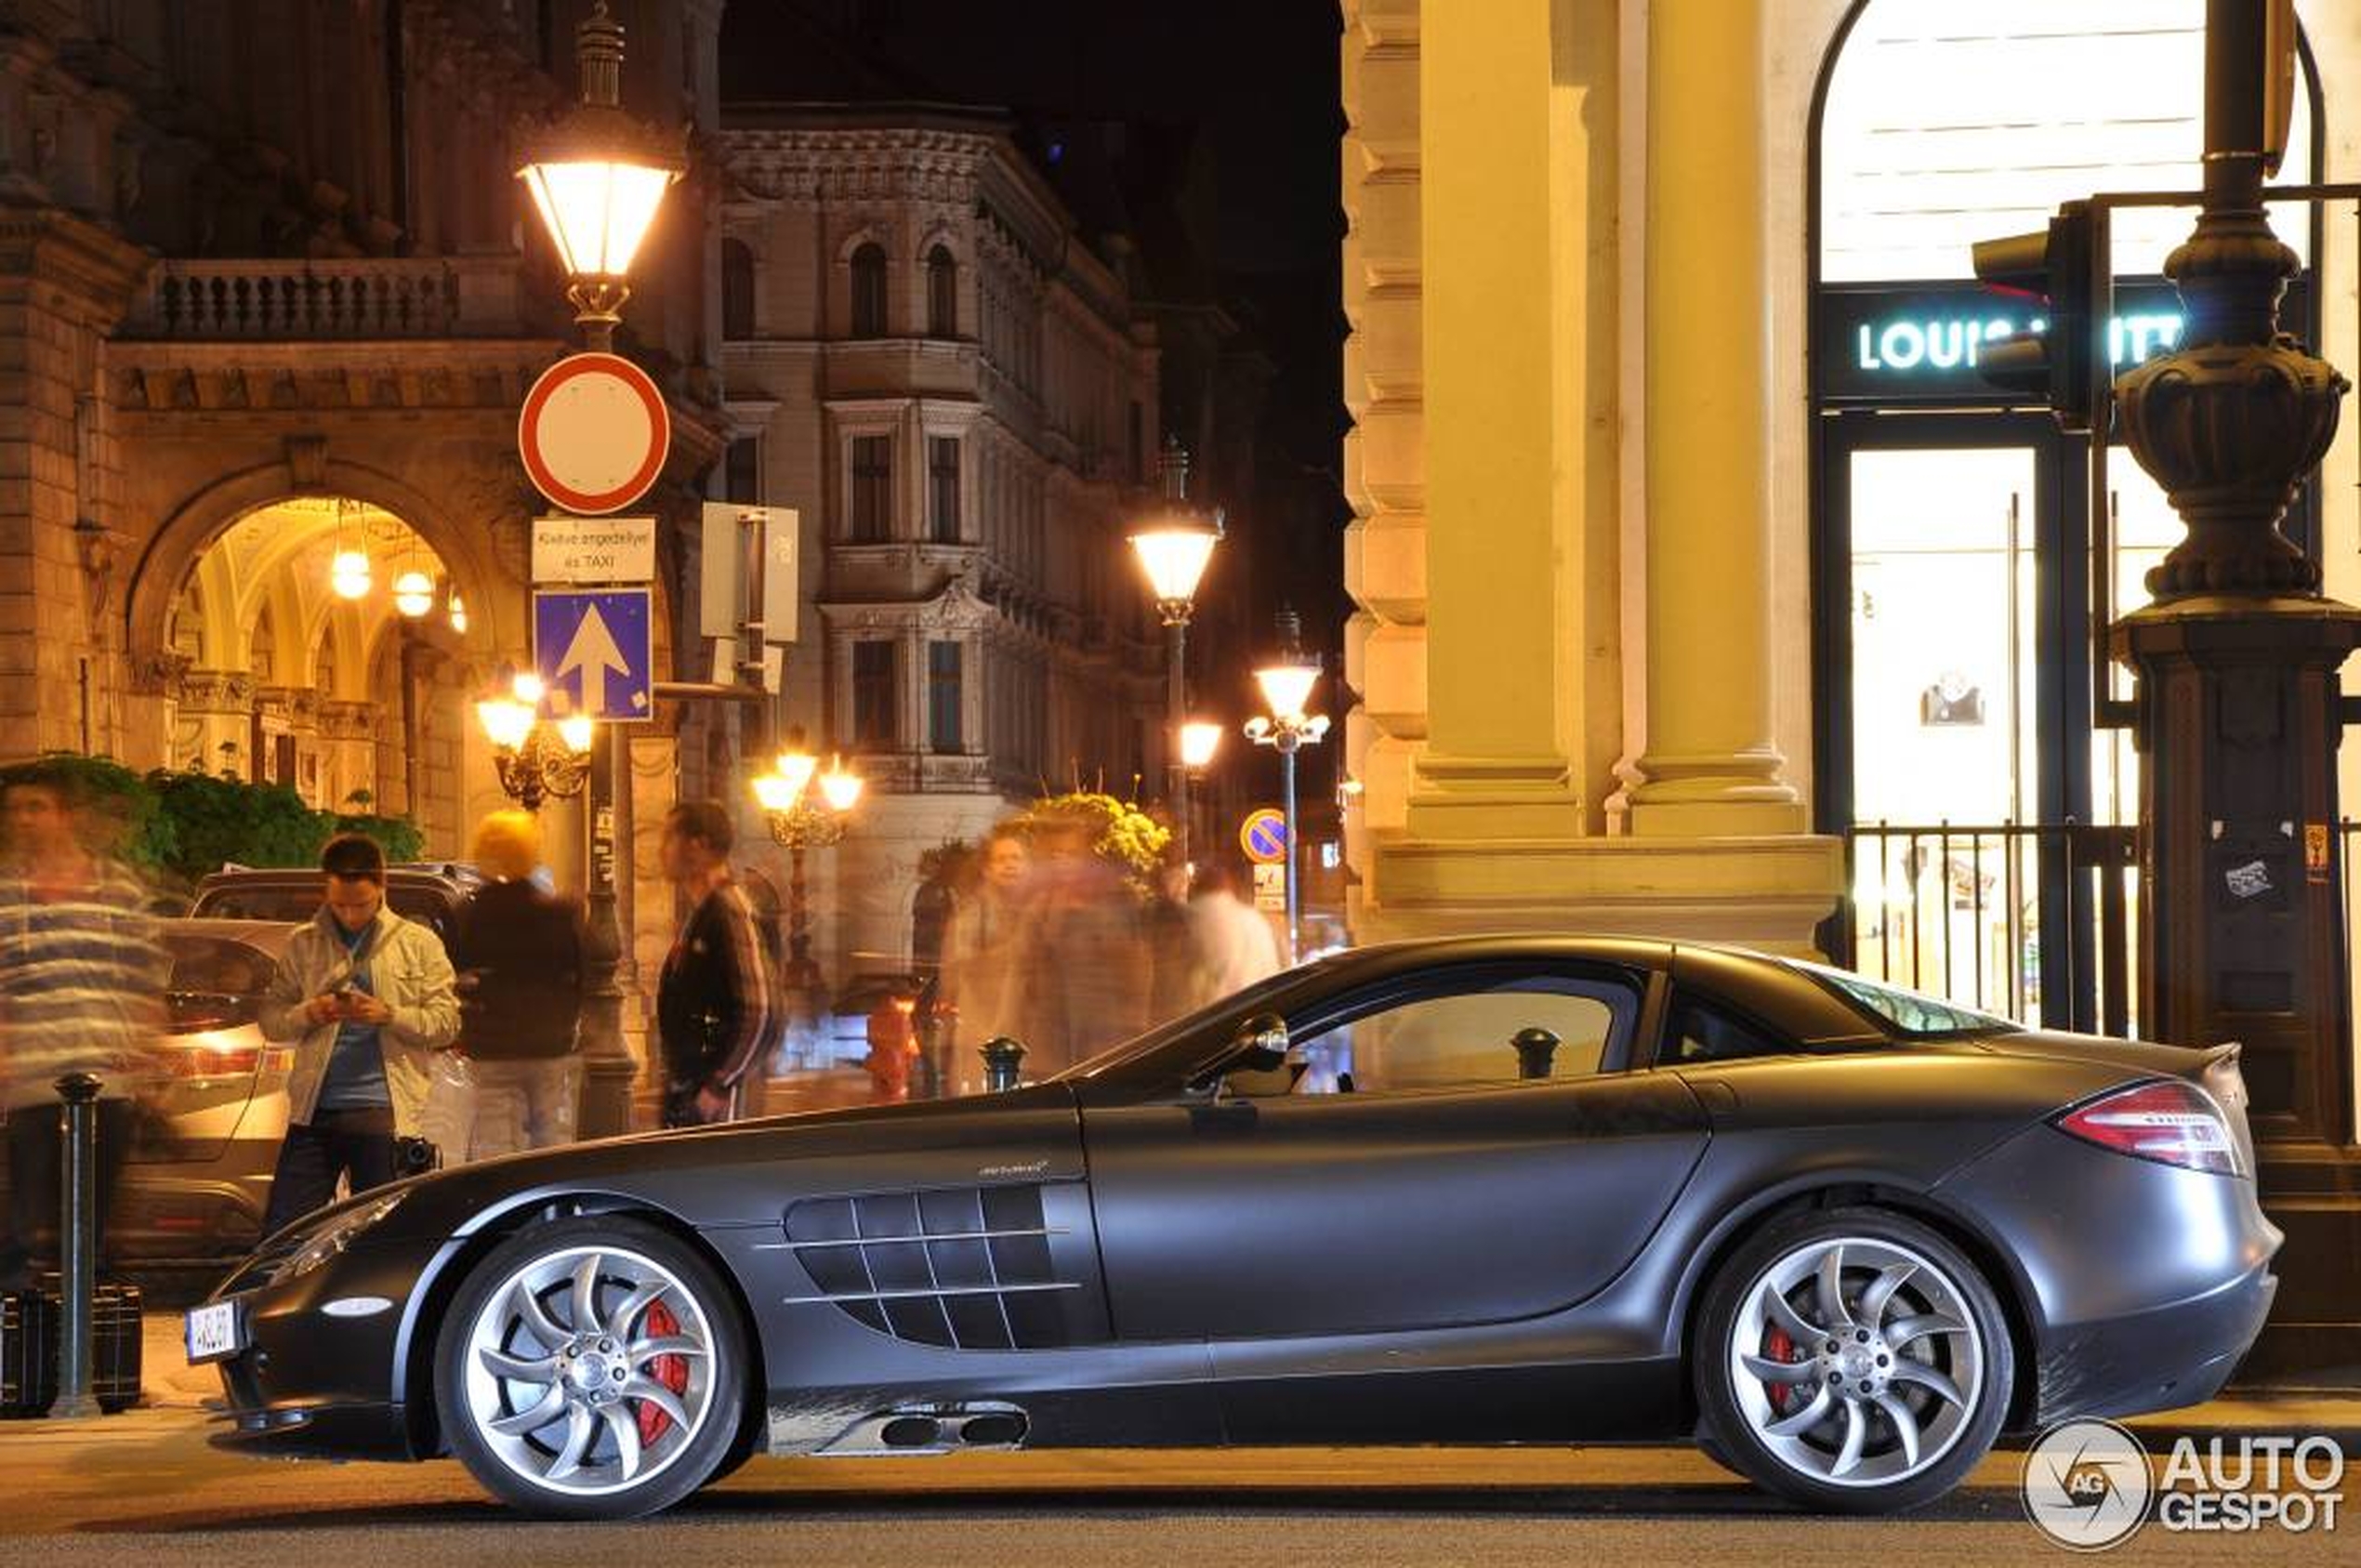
[267,1191,408,1285]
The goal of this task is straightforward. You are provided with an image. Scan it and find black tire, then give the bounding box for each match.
[1694,1206,2013,1515]
[433,1215,750,1520]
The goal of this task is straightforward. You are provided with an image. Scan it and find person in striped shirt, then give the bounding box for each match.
[0,764,167,1290]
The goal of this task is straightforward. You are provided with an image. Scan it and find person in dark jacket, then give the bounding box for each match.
[449,811,586,1154]
[656,800,772,1128]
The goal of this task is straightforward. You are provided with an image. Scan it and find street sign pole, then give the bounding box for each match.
[1280,747,1299,965]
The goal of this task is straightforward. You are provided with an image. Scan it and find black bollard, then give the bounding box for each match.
[1511,1027,1560,1081]
[980,1036,1027,1094]
[50,1072,102,1418]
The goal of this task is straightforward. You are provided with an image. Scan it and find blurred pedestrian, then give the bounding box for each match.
[449,810,586,1156]
[940,825,1031,1093]
[0,764,167,1290]
[1187,861,1283,1006]
[1143,853,1201,1025]
[257,834,460,1233]
[1019,814,1147,1073]
[656,801,772,1127]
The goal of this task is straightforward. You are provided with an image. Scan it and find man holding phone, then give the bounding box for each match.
[257,834,458,1232]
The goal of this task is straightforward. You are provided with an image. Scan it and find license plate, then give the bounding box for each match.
[184,1299,245,1364]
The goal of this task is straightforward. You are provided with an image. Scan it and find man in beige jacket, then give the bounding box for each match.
[257,834,458,1233]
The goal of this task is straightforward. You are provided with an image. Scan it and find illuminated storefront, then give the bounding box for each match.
[1811,1,2324,1031]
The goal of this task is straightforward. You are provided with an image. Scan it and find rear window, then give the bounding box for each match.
[164,934,275,1033]
[1787,960,2016,1037]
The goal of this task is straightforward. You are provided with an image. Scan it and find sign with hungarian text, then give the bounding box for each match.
[533,516,655,585]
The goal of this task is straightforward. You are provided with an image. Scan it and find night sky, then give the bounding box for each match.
[719,0,1352,684]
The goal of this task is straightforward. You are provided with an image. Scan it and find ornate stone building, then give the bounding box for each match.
[0,0,728,1022]
[719,106,1167,980]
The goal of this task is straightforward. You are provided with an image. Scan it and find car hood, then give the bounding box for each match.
[388,1084,1085,1234]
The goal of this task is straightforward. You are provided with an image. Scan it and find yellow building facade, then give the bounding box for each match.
[1340,0,2361,1044]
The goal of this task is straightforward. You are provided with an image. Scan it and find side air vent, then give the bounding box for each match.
[780,1185,1077,1350]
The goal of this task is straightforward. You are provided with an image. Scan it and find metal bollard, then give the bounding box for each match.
[50,1072,102,1419]
[980,1036,1027,1094]
[1511,1027,1560,1081]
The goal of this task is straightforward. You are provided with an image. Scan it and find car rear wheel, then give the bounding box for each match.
[434,1215,747,1520]
[1695,1206,2012,1514]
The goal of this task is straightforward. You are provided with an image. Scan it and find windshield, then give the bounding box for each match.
[1784,958,2018,1037]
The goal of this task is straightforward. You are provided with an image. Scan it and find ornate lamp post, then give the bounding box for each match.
[1179,718,1222,866]
[475,672,594,812]
[512,0,683,1137]
[752,742,863,1025]
[1246,610,1327,963]
[2106,0,2359,1372]
[1128,439,1222,864]
[514,1,686,354]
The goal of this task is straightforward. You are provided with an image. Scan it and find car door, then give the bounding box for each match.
[1076,960,1711,1343]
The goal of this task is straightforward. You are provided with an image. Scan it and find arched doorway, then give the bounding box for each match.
[163,496,478,855]
[1809,0,2328,1031]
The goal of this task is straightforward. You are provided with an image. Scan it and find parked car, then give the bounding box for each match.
[189,863,479,945]
[107,921,296,1264]
[189,936,2274,1521]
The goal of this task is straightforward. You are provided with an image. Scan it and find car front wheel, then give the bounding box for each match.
[434,1214,747,1519]
[1695,1206,2013,1514]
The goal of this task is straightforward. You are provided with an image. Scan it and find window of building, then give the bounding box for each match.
[1819,0,2315,281]
[851,242,889,337]
[724,436,759,504]
[851,435,892,542]
[852,640,898,748]
[927,245,957,337]
[928,436,961,544]
[928,640,963,753]
[722,239,755,339]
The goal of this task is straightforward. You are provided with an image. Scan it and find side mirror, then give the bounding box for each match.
[1232,1013,1290,1074]
[1187,1012,1292,1096]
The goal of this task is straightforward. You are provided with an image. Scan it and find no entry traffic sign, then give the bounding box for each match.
[518,352,671,516]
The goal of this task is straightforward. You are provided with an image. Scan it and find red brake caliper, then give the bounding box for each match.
[1764,1323,1797,1415]
[636,1300,691,1446]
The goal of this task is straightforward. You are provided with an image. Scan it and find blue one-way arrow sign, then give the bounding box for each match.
[534,588,653,721]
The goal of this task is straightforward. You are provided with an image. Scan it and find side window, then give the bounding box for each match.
[1246,974,1639,1098]
[1664,991,1792,1065]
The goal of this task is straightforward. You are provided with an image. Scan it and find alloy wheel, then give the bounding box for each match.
[456,1245,718,1497]
[1725,1235,1984,1488]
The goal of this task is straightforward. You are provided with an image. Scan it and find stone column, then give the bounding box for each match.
[1340,0,1426,913]
[252,686,296,786]
[288,688,322,806]
[178,669,256,779]
[318,699,379,812]
[1400,0,1585,843]
[0,211,145,760]
[1626,0,1805,837]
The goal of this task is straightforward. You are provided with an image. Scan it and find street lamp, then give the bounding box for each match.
[1180,719,1223,771]
[1245,610,1327,963]
[752,739,864,1027]
[475,671,594,812]
[1128,438,1222,863]
[513,0,682,1138]
[514,1,687,353]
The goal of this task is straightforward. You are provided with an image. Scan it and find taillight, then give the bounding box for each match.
[2055,1079,2247,1177]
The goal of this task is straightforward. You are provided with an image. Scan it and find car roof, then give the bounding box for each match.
[160,916,298,955]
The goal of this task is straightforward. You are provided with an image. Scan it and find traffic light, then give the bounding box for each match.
[1970,200,2103,433]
